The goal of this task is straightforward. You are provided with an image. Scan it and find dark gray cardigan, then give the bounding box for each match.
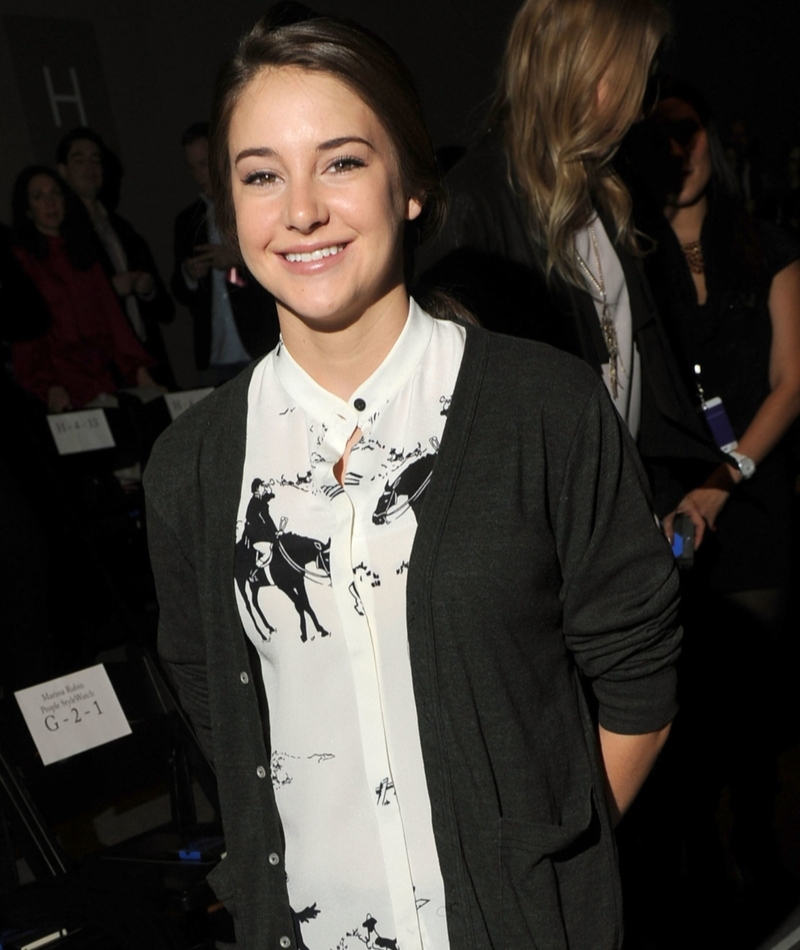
[145,325,681,950]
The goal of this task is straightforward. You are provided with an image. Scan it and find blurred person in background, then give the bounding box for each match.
[171,121,279,385]
[10,166,159,412]
[57,126,176,388]
[637,79,800,940]
[417,0,721,521]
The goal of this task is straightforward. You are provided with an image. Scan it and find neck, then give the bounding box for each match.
[278,286,410,401]
[664,194,708,245]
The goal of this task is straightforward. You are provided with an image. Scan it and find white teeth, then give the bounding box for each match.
[285,244,344,263]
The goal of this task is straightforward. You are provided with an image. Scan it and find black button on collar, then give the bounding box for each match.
[353,397,366,411]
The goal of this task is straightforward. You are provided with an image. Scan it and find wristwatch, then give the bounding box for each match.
[728,450,756,480]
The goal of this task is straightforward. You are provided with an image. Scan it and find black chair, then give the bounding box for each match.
[0,643,230,949]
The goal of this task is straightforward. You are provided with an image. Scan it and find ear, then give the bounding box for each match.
[57,164,68,180]
[405,195,423,222]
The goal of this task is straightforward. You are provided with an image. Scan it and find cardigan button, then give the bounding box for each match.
[353,397,366,411]
[256,765,267,779]
[268,852,280,866]
[279,937,291,948]
[240,671,249,684]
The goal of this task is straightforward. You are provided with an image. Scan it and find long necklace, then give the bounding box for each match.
[576,225,620,398]
[681,240,705,274]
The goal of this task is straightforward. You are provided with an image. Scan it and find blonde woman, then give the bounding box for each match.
[418,0,719,518]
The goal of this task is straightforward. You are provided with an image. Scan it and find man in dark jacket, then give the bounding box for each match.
[171,123,279,384]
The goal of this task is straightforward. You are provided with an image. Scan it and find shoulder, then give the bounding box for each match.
[466,324,603,415]
[754,220,800,280]
[11,244,35,268]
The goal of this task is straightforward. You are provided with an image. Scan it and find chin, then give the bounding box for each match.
[277,297,363,334]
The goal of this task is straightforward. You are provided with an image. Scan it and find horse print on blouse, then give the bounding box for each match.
[291,904,320,950]
[331,913,399,950]
[375,777,395,807]
[348,581,365,616]
[235,478,331,642]
[271,750,335,789]
[372,437,440,526]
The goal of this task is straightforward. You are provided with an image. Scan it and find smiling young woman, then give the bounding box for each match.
[144,10,684,950]
[229,66,422,391]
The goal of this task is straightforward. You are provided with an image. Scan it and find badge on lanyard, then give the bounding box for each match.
[694,364,738,453]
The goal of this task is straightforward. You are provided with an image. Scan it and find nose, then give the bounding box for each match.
[284,178,328,233]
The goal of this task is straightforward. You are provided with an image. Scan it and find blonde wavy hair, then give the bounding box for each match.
[494,0,669,286]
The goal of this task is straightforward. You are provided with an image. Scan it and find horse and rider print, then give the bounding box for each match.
[235,436,440,644]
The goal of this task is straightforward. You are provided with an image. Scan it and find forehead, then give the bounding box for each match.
[655,97,701,125]
[230,66,383,145]
[29,174,60,194]
[67,138,101,160]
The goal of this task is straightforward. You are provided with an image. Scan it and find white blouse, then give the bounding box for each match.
[234,300,464,950]
[575,216,641,438]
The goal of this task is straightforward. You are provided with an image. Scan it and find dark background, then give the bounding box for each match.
[1,0,797,385]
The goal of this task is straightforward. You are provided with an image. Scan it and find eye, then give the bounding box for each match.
[242,169,280,187]
[327,155,366,175]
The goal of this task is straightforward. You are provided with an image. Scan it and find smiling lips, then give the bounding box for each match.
[283,244,346,263]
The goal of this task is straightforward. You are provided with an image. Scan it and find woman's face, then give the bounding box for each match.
[229,66,421,333]
[654,97,712,209]
[27,174,65,235]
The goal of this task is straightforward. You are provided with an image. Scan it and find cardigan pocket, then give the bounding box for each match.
[499,788,619,950]
[206,855,239,920]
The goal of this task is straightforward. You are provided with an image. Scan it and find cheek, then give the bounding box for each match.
[691,136,712,184]
[234,197,282,273]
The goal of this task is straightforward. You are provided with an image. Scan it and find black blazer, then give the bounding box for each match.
[171,198,279,371]
[416,138,721,515]
[94,209,176,387]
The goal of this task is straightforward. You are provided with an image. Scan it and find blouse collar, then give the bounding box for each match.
[273,297,434,441]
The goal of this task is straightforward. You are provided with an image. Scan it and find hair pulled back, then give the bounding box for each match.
[209,11,444,253]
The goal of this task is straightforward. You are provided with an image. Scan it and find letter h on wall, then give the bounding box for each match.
[43,66,87,127]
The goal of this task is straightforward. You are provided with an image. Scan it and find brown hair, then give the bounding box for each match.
[493,0,669,286]
[209,13,444,254]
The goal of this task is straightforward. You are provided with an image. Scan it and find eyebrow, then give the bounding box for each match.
[233,136,375,166]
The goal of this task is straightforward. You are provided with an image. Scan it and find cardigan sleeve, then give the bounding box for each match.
[146,497,215,762]
[554,380,682,734]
